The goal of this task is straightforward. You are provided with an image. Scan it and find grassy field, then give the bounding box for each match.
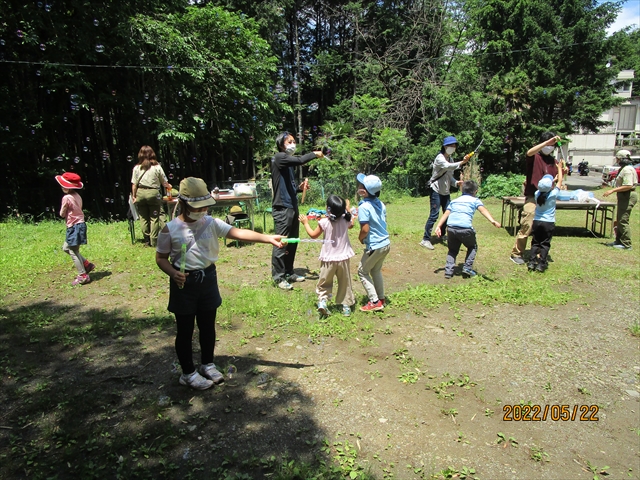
[0,193,638,479]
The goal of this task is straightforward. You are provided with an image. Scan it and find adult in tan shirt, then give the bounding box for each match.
[604,149,638,249]
[131,145,172,247]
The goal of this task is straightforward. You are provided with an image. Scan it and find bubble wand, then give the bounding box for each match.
[282,238,334,244]
[179,243,186,289]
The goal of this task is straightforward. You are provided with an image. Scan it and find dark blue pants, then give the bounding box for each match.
[530,221,555,267]
[423,192,450,241]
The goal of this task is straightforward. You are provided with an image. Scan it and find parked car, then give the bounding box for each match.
[603,162,640,185]
[601,164,620,183]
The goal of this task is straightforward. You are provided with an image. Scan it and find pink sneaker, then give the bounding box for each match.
[360,300,384,312]
[84,262,95,274]
[72,274,91,286]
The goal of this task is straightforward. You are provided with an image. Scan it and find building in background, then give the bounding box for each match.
[566,70,638,168]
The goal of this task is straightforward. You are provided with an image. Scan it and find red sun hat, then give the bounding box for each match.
[55,172,84,189]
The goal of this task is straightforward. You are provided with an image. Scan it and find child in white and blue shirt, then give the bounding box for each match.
[434,181,501,278]
[528,174,559,272]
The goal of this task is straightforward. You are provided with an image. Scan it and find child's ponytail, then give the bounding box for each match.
[537,191,549,206]
[326,194,351,222]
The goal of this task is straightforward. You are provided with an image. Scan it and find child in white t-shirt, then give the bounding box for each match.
[156,177,283,390]
[299,195,355,316]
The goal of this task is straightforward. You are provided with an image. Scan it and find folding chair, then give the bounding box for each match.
[127,195,139,244]
[224,204,252,248]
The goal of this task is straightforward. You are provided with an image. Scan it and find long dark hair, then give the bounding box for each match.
[275,132,294,152]
[326,194,352,222]
[137,145,159,171]
[537,191,550,206]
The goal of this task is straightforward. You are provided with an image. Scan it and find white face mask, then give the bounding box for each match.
[285,143,296,154]
[187,210,206,221]
[541,146,555,155]
[445,146,456,155]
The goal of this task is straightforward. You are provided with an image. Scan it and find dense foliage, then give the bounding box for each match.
[0,0,636,217]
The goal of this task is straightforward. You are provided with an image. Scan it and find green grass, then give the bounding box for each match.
[0,194,638,479]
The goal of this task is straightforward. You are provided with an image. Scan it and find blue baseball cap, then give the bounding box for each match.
[443,136,458,146]
[356,173,382,195]
[537,174,554,193]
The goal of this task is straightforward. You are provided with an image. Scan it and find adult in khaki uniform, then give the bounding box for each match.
[510,132,563,264]
[604,149,638,249]
[131,145,172,247]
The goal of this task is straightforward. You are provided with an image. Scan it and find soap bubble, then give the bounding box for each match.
[168,173,174,179]
[229,161,234,166]
[199,123,205,130]
[259,121,263,127]
[313,125,317,131]
[231,123,234,129]
[227,364,237,378]
[200,107,205,113]
[110,198,114,204]
[192,157,197,162]
[178,91,183,96]
[45,207,49,212]
[239,127,243,133]
[44,4,51,11]
[39,43,46,51]
[282,116,286,121]
[247,99,252,105]
[114,182,119,188]
[85,137,90,142]
[31,129,35,134]
[249,136,254,141]
[16,30,24,38]
[99,116,103,121]
[0,40,5,46]
[242,160,245,165]
[127,155,132,162]
[234,99,238,105]
[167,65,173,71]
[83,146,88,152]
[178,114,182,120]
[95,44,104,53]
[142,119,146,124]
[144,92,149,100]
[169,164,174,169]
[228,177,232,181]
[105,197,110,203]
[218,165,222,170]
[111,90,116,96]
[63,116,67,122]
[46,157,50,162]
[74,157,80,163]
[93,19,99,26]
[137,101,142,107]
[252,115,257,121]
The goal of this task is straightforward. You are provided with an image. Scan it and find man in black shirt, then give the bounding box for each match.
[271,132,324,289]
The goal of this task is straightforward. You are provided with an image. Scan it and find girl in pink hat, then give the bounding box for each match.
[55,172,95,285]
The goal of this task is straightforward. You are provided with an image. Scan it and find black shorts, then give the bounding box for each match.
[168,264,222,315]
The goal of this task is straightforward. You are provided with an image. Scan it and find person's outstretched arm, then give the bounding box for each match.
[227,228,284,248]
[478,206,501,227]
[299,214,323,239]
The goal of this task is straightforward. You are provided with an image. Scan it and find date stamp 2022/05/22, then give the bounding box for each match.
[503,404,599,422]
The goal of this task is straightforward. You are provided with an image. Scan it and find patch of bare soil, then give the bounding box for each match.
[1,238,638,479]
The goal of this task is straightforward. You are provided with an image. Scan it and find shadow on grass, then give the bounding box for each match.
[0,300,344,479]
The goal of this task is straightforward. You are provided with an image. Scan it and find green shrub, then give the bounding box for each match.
[479,174,525,199]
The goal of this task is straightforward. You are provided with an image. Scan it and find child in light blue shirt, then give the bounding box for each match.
[435,181,501,278]
[356,173,391,312]
[528,174,559,272]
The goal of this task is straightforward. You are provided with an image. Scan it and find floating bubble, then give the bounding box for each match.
[138,109,144,115]
[105,197,109,203]
[144,92,149,99]
[313,125,317,131]
[16,30,24,38]
[142,119,146,124]
[228,177,232,181]
[309,102,319,111]
[227,364,237,378]
[229,161,234,166]
[110,198,114,204]
[240,99,244,104]
[199,123,205,130]
[152,210,158,215]
[99,116,103,121]
[169,164,174,169]
[85,137,90,142]
[247,100,252,105]
[168,173,174,179]
[231,123,234,129]
[575,91,580,97]
[242,160,245,165]
[93,19,99,26]
[83,146,88,152]
[137,101,142,107]
[249,136,254,141]
[218,165,222,170]
[95,44,105,53]
[37,2,42,7]
[167,65,173,71]
[90,108,95,113]
[74,157,80,163]
[0,40,5,46]
[45,207,49,212]
[259,121,263,127]
[252,116,257,121]
[46,157,50,162]
[63,116,67,122]
[282,116,286,121]
[39,43,46,51]
[111,90,116,96]
[127,155,132,162]
[200,107,205,113]
[178,115,182,120]
[178,91,183,96]
[44,4,51,11]
[233,99,237,105]
[31,129,35,134]
[192,157,197,162]
[239,127,243,133]
[278,123,283,129]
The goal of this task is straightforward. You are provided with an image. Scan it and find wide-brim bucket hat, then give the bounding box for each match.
[178,177,217,208]
[443,136,458,146]
[55,172,83,189]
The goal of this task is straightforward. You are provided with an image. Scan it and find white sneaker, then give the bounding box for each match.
[277,280,293,290]
[420,240,434,250]
[199,363,225,384]
[179,370,214,390]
